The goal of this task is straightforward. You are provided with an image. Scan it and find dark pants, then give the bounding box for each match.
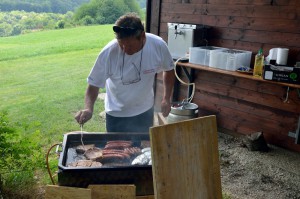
[106,107,154,133]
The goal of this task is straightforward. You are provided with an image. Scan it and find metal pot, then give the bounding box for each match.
[167,102,198,123]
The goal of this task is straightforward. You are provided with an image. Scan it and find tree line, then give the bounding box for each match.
[0,0,90,14]
[0,0,146,37]
[0,11,74,37]
[74,0,143,25]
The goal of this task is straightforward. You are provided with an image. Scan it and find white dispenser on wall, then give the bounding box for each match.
[167,23,209,60]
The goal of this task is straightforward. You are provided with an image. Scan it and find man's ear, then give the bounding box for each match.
[141,31,146,39]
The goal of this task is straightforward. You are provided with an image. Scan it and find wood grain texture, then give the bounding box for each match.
[150,115,222,199]
[45,185,91,199]
[156,0,300,65]
[136,196,154,199]
[88,185,135,199]
[149,0,161,35]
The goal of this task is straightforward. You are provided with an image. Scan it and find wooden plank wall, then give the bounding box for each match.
[151,0,300,152]
[157,0,300,65]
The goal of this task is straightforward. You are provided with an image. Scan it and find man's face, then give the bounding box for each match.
[117,36,143,55]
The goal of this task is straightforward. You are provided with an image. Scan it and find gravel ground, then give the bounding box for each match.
[218,132,300,199]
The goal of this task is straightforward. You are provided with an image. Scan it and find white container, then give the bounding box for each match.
[209,49,252,71]
[189,46,227,66]
[168,23,196,59]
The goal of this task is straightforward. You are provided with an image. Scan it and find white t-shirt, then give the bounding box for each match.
[87,33,174,117]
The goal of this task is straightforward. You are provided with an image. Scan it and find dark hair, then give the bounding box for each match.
[113,13,144,39]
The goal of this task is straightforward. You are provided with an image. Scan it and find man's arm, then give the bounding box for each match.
[84,84,100,113]
[75,84,100,124]
[161,69,175,117]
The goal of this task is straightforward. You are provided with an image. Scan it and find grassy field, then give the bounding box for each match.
[0,25,114,145]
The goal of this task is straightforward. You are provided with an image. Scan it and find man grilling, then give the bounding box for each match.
[75,12,175,132]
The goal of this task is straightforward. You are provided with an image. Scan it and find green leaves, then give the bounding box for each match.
[74,0,144,25]
[0,111,44,173]
[0,0,90,14]
[0,111,16,150]
[0,11,75,37]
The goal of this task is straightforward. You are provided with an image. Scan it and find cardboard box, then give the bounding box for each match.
[263,65,300,84]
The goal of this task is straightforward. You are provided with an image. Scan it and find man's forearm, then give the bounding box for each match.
[163,70,175,102]
[84,85,100,112]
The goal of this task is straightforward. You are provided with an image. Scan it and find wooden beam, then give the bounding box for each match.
[88,185,135,199]
[45,185,91,199]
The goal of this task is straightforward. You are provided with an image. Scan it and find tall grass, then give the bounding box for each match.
[0,25,114,143]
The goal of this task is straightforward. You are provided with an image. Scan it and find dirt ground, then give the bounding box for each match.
[218,132,300,199]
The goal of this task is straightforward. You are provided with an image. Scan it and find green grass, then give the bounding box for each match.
[0,25,113,61]
[0,25,114,144]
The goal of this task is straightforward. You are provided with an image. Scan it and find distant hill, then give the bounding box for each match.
[0,0,146,14]
[0,0,90,14]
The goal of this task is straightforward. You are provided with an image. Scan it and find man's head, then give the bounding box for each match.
[113,13,145,55]
[113,13,144,40]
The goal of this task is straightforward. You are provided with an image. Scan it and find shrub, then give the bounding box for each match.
[56,20,65,29]
[0,111,44,198]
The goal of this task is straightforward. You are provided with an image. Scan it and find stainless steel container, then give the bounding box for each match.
[167,102,198,123]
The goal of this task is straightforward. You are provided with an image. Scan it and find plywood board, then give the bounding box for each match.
[45,185,91,199]
[156,112,168,125]
[88,184,135,199]
[136,196,154,199]
[150,115,222,199]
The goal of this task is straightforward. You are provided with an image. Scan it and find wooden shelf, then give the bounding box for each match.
[177,62,300,89]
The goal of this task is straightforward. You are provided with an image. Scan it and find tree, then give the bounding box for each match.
[73,2,97,21]
[0,11,75,37]
[74,0,143,25]
[0,22,13,37]
[125,0,142,16]
[12,24,22,35]
[0,0,90,14]
[56,20,65,29]
[95,0,130,24]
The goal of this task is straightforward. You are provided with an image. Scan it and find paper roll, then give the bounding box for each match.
[266,48,289,65]
[267,48,277,61]
[276,48,289,65]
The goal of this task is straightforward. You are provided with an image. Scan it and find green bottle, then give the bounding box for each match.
[253,48,264,77]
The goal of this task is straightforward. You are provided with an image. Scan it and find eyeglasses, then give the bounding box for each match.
[121,46,143,85]
[113,26,138,34]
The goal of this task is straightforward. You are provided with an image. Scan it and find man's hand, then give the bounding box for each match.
[75,109,93,125]
[161,99,171,117]
[75,84,99,125]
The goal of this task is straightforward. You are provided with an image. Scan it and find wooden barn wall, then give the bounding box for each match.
[155,0,300,65]
[150,0,300,152]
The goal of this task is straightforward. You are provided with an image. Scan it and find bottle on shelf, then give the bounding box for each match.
[253,48,264,78]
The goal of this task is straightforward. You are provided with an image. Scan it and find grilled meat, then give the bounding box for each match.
[68,160,102,167]
[75,144,95,154]
[84,147,103,161]
[104,140,133,150]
